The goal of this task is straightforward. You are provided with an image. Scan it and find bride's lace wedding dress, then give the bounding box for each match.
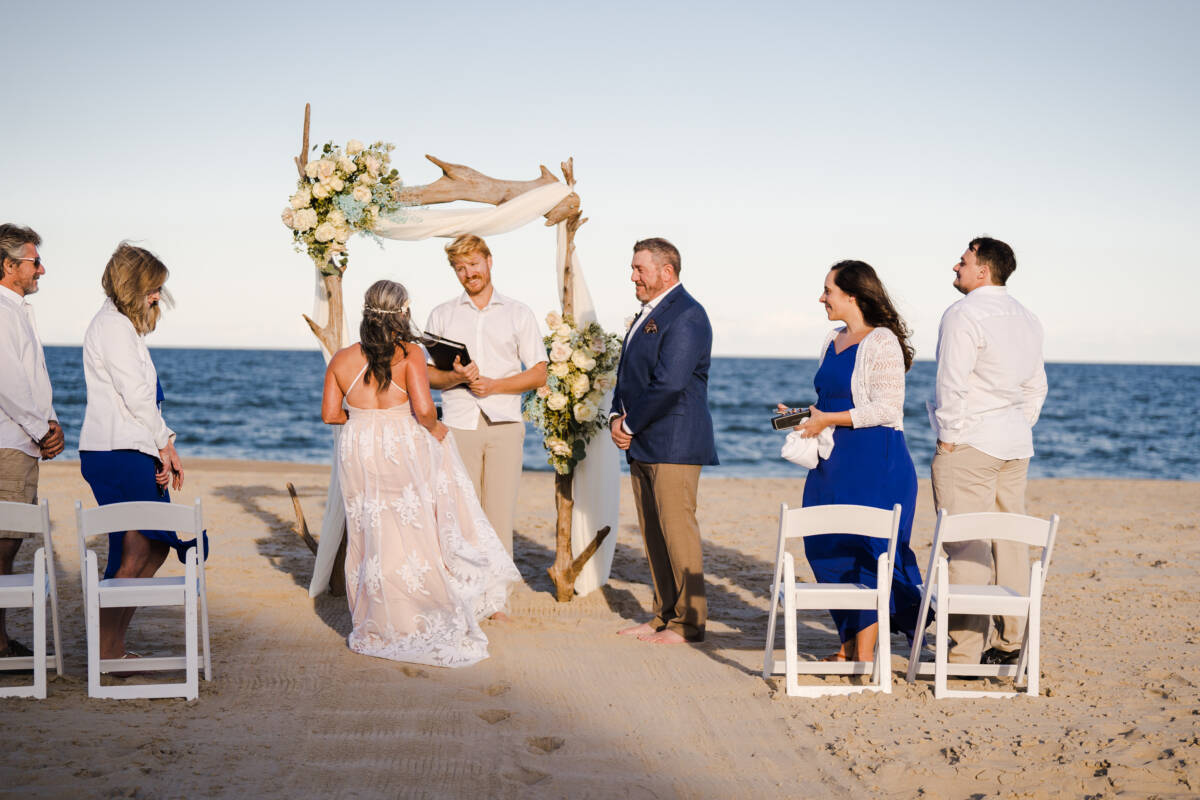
[338,368,520,667]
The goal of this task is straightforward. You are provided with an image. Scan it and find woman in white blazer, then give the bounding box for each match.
[79,243,202,663]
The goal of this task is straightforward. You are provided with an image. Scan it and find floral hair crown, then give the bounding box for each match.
[365,303,409,315]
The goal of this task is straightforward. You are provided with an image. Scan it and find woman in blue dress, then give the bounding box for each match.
[779,260,923,663]
[79,243,201,664]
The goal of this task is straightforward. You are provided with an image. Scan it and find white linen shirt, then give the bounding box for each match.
[424,289,546,430]
[928,286,1047,460]
[79,299,175,458]
[0,284,56,456]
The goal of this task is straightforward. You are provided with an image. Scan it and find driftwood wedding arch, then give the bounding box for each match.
[287,104,612,602]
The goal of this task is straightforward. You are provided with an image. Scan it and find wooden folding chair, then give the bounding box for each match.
[0,499,63,698]
[906,510,1059,699]
[76,499,211,700]
[763,503,902,697]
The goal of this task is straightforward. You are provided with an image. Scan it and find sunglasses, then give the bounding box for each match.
[10,256,43,268]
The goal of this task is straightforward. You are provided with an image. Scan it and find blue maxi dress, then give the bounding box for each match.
[801,341,924,643]
[80,379,207,579]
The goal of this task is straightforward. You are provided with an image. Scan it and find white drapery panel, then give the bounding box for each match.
[308,181,618,598]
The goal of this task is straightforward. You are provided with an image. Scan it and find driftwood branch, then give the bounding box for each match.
[286,482,318,555]
[301,273,344,360]
[294,103,311,181]
[547,468,612,602]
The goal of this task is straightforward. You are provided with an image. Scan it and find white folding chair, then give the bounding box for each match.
[905,510,1059,699]
[76,499,211,700]
[0,500,63,699]
[762,503,903,697]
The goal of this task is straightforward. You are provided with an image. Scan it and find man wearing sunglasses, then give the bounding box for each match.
[0,223,64,660]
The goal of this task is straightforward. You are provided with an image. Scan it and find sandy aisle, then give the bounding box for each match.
[3,461,1198,798]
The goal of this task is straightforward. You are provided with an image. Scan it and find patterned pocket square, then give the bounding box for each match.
[643,319,658,334]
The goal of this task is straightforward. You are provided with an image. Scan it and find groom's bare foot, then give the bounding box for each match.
[488,611,511,623]
[617,621,657,637]
[637,629,688,645]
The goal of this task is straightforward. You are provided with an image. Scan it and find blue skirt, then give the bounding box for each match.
[79,449,208,579]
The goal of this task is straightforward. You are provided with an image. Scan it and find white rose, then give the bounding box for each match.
[311,182,331,199]
[571,350,597,372]
[356,171,376,186]
[573,401,597,422]
[337,156,355,174]
[545,311,563,329]
[585,390,604,407]
[554,323,572,339]
[314,222,337,243]
[346,139,365,155]
[594,372,615,393]
[352,185,372,203]
[536,385,551,399]
[335,226,352,243]
[570,373,590,398]
[549,362,569,378]
[548,437,571,456]
[292,208,318,232]
[281,207,295,228]
[289,186,311,209]
[316,159,336,180]
[549,341,572,363]
[327,176,345,192]
[327,209,346,227]
[546,392,569,411]
[364,154,381,176]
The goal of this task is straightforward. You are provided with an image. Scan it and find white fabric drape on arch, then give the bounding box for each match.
[308,182,619,598]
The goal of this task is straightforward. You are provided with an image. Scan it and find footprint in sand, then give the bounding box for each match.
[484,681,511,696]
[527,736,565,754]
[502,765,550,786]
[401,665,428,678]
[477,709,512,724]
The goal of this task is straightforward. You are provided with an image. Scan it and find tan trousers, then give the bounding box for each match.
[451,413,525,556]
[0,449,39,539]
[931,444,1031,663]
[629,460,706,641]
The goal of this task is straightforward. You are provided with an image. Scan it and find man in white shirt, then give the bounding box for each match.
[426,235,547,557]
[929,236,1048,665]
[0,224,65,658]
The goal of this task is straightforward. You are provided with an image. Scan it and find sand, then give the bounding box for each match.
[2,460,1198,799]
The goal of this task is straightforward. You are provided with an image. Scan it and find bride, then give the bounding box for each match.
[321,279,521,667]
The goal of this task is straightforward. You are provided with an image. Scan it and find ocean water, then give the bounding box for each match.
[40,347,1200,480]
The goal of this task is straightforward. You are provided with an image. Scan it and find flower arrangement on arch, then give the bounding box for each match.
[281,139,405,275]
[523,312,623,474]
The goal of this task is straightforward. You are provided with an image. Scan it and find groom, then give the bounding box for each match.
[610,238,717,644]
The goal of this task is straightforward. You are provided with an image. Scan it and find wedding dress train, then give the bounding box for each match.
[338,399,521,667]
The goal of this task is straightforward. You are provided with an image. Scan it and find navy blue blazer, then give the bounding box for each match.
[611,286,719,466]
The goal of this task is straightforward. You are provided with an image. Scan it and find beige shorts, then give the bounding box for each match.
[0,448,39,539]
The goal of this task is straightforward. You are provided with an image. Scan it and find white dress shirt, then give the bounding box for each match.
[425,289,546,430]
[928,286,1048,460]
[0,284,56,457]
[79,299,175,458]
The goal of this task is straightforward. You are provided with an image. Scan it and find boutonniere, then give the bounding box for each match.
[623,315,636,333]
[643,319,658,335]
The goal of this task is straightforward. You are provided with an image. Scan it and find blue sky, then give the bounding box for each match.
[4,1,1197,362]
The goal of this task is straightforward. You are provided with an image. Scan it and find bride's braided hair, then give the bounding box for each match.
[830,260,915,372]
[359,280,419,393]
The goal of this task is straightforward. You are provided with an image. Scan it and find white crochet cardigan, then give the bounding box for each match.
[817,326,906,431]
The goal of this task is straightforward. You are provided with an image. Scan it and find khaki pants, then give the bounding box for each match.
[931,444,1031,663]
[451,414,525,556]
[0,449,39,539]
[629,460,706,641]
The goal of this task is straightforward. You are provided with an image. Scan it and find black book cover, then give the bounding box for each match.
[422,334,472,371]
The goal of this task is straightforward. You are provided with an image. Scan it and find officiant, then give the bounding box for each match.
[425,235,547,556]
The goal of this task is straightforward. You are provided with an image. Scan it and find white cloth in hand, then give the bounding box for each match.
[780,428,834,469]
